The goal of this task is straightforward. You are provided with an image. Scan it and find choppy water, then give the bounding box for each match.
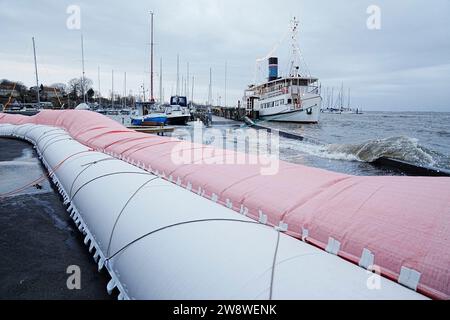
[177,111,450,176]
[259,112,450,175]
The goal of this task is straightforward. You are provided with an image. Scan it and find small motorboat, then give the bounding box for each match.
[131,113,168,126]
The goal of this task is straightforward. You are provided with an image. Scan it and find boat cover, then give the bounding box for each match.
[1,110,449,299]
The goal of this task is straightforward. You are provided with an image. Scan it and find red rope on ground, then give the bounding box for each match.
[0,149,93,198]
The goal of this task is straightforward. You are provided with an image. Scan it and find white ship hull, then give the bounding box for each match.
[259,95,321,123]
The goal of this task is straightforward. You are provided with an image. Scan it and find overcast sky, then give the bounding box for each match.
[0,0,449,111]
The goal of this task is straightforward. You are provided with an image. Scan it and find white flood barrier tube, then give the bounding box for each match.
[0,123,427,300]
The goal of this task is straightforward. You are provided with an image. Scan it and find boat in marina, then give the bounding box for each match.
[164,95,191,125]
[131,101,167,125]
[106,110,119,116]
[243,18,321,123]
[131,114,167,126]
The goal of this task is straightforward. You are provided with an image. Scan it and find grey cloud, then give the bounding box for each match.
[0,0,449,110]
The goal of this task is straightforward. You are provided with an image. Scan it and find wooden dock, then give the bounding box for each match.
[127,126,175,135]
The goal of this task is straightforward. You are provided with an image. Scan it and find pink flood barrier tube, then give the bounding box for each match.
[1,110,449,299]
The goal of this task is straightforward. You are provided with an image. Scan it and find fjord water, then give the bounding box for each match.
[175,111,450,176]
[259,111,450,175]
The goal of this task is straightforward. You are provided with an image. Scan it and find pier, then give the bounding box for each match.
[190,105,249,126]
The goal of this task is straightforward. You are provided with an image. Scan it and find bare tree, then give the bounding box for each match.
[50,83,67,94]
[67,77,93,101]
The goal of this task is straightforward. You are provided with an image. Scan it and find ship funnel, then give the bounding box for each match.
[268,57,278,81]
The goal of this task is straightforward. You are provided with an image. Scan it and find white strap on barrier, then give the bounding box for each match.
[301,227,309,241]
[325,237,341,255]
[398,266,421,291]
[226,199,233,209]
[359,248,375,269]
[240,205,248,216]
[93,250,100,262]
[258,210,268,224]
[107,278,117,295]
[98,257,105,271]
[211,193,219,203]
[275,221,288,232]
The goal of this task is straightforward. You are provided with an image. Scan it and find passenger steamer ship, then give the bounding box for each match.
[244,18,321,123]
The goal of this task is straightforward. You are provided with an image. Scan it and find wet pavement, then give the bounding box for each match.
[0,138,111,300]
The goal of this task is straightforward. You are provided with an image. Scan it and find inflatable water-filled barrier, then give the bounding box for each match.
[1,110,449,299]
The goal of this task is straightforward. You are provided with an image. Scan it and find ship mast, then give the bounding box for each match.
[159,57,163,103]
[186,62,189,101]
[289,17,299,77]
[123,71,127,108]
[224,61,227,107]
[32,37,40,105]
[111,69,114,108]
[97,66,101,108]
[176,54,180,96]
[348,88,351,109]
[191,75,194,103]
[208,67,212,106]
[150,11,154,103]
[81,34,86,103]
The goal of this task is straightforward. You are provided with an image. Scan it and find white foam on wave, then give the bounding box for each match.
[283,140,361,161]
[284,136,437,166]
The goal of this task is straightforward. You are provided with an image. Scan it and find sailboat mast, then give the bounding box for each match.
[81,34,86,103]
[191,75,194,103]
[181,75,184,96]
[176,54,180,96]
[124,71,127,108]
[208,68,212,106]
[98,66,101,107]
[348,88,351,109]
[331,87,334,108]
[224,61,227,107]
[186,62,189,101]
[142,82,146,102]
[159,57,163,103]
[111,70,114,108]
[32,37,40,104]
[150,11,154,102]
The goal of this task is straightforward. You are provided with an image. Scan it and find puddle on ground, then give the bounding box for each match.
[0,148,52,196]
